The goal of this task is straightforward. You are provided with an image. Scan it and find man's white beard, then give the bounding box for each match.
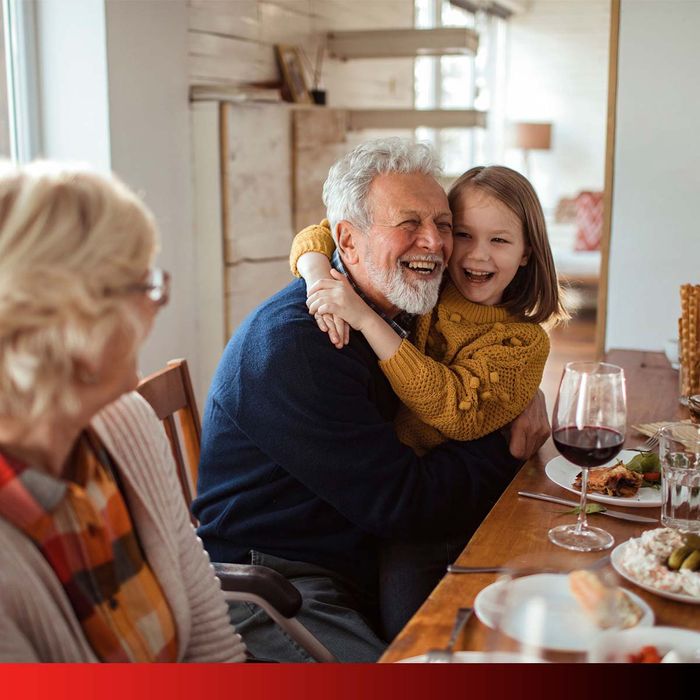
[365,253,442,315]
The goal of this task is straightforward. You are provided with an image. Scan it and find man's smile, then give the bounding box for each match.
[399,256,443,278]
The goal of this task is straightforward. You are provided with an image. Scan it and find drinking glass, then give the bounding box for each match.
[483,555,622,662]
[659,423,700,533]
[548,362,627,551]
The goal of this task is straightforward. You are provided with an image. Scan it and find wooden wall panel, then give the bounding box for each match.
[221,103,294,262]
[225,259,294,334]
[189,0,260,41]
[189,31,277,85]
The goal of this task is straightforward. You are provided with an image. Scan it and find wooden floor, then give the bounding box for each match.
[541,309,598,411]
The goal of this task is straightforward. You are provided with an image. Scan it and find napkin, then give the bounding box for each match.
[631,420,692,439]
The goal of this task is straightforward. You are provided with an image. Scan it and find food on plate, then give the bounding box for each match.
[572,452,661,498]
[627,645,662,663]
[668,545,700,571]
[623,452,661,487]
[619,528,700,598]
[573,463,643,497]
[681,550,700,571]
[569,569,643,629]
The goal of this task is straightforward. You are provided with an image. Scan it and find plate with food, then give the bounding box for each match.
[545,449,662,508]
[588,626,700,663]
[474,572,653,652]
[397,651,540,663]
[611,528,700,604]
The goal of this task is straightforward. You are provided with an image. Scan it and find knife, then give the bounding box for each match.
[517,491,658,523]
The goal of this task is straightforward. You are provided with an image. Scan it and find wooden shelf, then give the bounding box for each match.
[327,28,478,60]
[347,108,487,131]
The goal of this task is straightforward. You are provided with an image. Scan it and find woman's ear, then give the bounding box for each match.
[72,355,101,385]
[336,220,362,266]
[520,246,531,267]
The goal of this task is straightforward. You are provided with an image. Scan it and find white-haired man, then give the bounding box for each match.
[194,138,549,662]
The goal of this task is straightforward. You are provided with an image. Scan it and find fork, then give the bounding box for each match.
[630,431,660,452]
[424,607,473,663]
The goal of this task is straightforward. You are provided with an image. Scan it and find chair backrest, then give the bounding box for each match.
[137,358,200,520]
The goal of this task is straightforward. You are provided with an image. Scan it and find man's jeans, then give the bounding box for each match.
[228,551,386,663]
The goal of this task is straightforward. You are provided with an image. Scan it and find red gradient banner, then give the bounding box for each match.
[0,664,681,700]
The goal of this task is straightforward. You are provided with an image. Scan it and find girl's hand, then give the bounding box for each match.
[306,269,374,334]
[314,311,350,349]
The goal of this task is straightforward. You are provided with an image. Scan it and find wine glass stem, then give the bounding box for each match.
[574,467,590,534]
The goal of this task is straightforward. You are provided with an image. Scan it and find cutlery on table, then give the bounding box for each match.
[446,565,507,574]
[629,431,661,452]
[424,606,473,663]
[517,491,658,523]
[447,554,610,575]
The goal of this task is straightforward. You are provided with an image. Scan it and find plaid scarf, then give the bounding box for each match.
[0,430,178,662]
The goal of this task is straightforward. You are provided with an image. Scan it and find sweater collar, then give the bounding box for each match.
[440,279,514,324]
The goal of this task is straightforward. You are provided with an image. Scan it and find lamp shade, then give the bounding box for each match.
[512,122,552,150]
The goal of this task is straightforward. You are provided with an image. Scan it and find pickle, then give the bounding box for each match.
[680,550,700,571]
[667,546,694,570]
[682,533,700,550]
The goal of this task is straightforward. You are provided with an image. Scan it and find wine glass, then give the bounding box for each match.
[548,361,627,551]
[482,554,622,662]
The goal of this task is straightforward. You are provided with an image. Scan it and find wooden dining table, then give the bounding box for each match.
[379,349,700,663]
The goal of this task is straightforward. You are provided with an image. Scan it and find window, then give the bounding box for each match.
[414,0,508,177]
[2,0,40,162]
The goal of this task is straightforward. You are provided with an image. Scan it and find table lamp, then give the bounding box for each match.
[511,122,552,178]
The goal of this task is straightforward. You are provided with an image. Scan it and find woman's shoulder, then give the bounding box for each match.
[98,390,159,426]
[91,391,168,470]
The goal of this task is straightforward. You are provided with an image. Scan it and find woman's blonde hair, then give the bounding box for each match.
[0,161,159,421]
[448,165,569,326]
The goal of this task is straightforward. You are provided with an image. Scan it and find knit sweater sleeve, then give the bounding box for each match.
[289,220,337,277]
[380,321,550,442]
[104,394,246,663]
[0,614,39,661]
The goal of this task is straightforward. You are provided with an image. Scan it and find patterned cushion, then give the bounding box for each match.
[574,191,604,251]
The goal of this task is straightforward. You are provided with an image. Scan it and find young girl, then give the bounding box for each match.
[291,165,567,456]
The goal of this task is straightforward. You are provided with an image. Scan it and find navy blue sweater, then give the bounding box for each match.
[193,280,520,593]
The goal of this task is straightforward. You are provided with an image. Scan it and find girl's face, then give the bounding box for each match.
[448,188,529,307]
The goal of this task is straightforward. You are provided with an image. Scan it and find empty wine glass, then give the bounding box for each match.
[549,362,627,551]
[482,554,633,663]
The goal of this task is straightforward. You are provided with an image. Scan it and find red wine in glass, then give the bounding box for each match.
[552,426,625,468]
[548,361,626,552]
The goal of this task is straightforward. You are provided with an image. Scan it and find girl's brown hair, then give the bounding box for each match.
[448,165,568,326]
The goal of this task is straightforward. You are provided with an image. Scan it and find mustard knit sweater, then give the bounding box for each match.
[290,222,550,454]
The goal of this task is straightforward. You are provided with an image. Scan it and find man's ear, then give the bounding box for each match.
[336,220,362,266]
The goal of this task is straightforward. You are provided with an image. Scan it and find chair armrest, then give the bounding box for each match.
[213,562,303,619]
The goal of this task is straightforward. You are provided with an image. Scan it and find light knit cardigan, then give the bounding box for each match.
[0,392,246,663]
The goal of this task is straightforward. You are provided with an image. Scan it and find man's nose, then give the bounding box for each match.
[417,222,447,253]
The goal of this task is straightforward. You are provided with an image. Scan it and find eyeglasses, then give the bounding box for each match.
[106,267,171,306]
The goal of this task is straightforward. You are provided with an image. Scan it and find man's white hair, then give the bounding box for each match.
[322,137,442,240]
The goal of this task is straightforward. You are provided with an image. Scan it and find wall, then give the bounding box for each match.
[34,0,198,385]
[505,0,610,210]
[35,0,111,170]
[188,0,414,107]
[187,0,415,374]
[605,0,700,351]
[104,1,196,378]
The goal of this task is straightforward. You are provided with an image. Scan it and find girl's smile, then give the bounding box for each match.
[449,188,529,307]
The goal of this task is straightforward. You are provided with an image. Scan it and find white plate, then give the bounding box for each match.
[473,573,654,653]
[545,449,661,508]
[398,651,540,663]
[588,626,700,663]
[611,540,700,605]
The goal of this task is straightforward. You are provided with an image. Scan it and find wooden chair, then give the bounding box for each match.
[137,358,200,520]
[137,358,336,662]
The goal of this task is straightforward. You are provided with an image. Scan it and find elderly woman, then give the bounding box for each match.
[0,162,245,662]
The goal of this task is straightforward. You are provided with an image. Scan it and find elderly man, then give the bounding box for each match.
[194,138,549,662]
